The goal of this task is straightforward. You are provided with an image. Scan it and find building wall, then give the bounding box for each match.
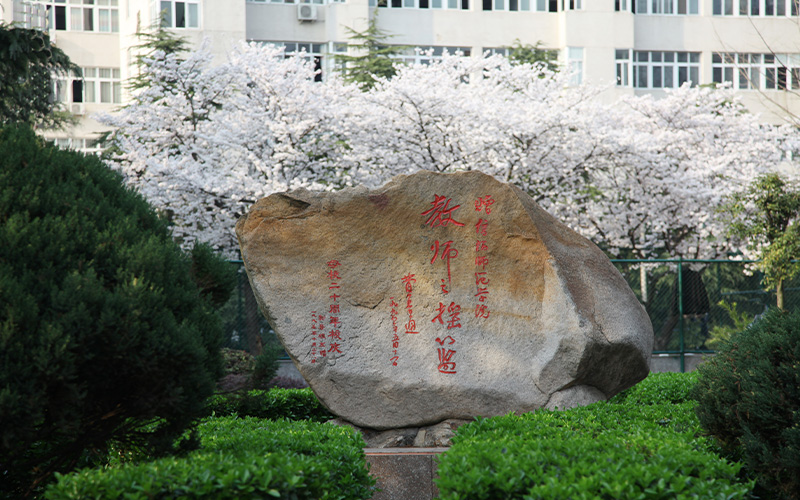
[3,0,800,148]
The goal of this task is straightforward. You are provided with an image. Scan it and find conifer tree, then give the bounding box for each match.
[0,23,80,129]
[128,22,189,91]
[0,125,231,497]
[335,12,406,89]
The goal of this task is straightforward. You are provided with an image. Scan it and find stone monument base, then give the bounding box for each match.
[365,447,448,500]
[329,418,471,448]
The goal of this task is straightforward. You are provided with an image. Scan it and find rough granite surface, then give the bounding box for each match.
[236,171,653,429]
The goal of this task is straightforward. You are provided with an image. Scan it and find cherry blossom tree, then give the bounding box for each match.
[559,85,794,260]
[100,40,798,261]
[100,42,352,255]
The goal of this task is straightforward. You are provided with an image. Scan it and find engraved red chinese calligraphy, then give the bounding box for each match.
[474,196,495,320]
[402,273,419,334]
[474,195,495,214]
[421,194,465,228]
[475,218,488,236]
[437,348,457,374]
[390,297,399,366]
[430,239,458,286]
[325,260,343,358]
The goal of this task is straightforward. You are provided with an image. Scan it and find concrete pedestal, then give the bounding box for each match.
[365,448,447,500]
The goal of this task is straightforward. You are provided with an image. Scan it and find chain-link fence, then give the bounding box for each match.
[218,261,283,356]
[220,259,797,370]
[612,259,800,371]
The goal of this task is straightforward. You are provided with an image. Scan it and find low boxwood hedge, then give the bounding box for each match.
[436,373,753,500]
[609,371,699,405]
[206,388,334,422]
[44,417,375,500]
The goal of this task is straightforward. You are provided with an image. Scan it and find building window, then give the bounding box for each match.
[568,47,583,85]
[55,67,122,105]
[714,0,799,15]
[561,0,581,9]
[49,137,105,154]
[635,0,698,13]
[486,46,559,65]
[13,1,50,29]
[279,42,327,82]
[30,0,119,32]
[375,0,469,8]
[480,0,556,9]
[392,46,471,65]
[248,0,325,3]
[615,0,630,10]
[478,0,552,8]
[616,49,631,86]
[84,67,122,103]
[713,52,800,90]
[256,42,333,81]
[159,0,199,28]
[633,51,700,88]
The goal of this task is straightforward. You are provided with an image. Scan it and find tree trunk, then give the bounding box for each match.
[654,315,679,351]
[243,279,263,356]
[777,279,785,311]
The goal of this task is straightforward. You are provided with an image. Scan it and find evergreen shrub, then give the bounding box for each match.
[692,308,800,500]
[0,126,231,497]
[44,417,376,500]
[251,340,283,389]
[206,388,334,422]
[609,371,699,405]
[436,393,752,499]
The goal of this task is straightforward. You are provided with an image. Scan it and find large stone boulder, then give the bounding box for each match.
[236,171,653,430]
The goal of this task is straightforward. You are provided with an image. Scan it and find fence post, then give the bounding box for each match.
[237,267,245,345]
[678,257,685,373]
[640,265,648,304]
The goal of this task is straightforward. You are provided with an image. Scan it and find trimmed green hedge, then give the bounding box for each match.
[437,373,752,500]
[206,388,334,422]
[609,371,699,405]
[44,417,375,500]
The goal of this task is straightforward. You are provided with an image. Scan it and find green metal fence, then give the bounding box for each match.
[219,260,278,354]
[220,259,796,370]
[612,258,799,371]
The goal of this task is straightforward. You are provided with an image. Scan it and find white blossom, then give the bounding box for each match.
[99,40,799,259]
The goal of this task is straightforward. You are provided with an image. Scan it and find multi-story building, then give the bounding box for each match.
[3,0,800,152]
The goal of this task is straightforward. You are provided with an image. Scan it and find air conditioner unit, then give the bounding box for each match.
[70,103,85,115]
[297,4,317,21]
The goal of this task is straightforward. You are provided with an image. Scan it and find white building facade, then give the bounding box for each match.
[3,0,800,150]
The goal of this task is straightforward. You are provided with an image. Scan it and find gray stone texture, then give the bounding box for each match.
[237,171,653,429]
[365,448,445,500]
[328,418,471,448]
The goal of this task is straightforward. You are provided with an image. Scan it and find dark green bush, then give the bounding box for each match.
[609,371,699,405]
[206,388,334,422]
[251,340,283,389]
[692,308,800,500]
[44,417,376,500]
[436,400,752,499]
[0,125,230,497]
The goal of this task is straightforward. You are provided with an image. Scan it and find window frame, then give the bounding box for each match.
[632,50,701,89]
[567,46,583,85]
[635,0,698,14]
[158,0,200,29]
[712,52,800,90]
[615,49,632,86]
[714,0,799,15]
[32,0,119,32]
